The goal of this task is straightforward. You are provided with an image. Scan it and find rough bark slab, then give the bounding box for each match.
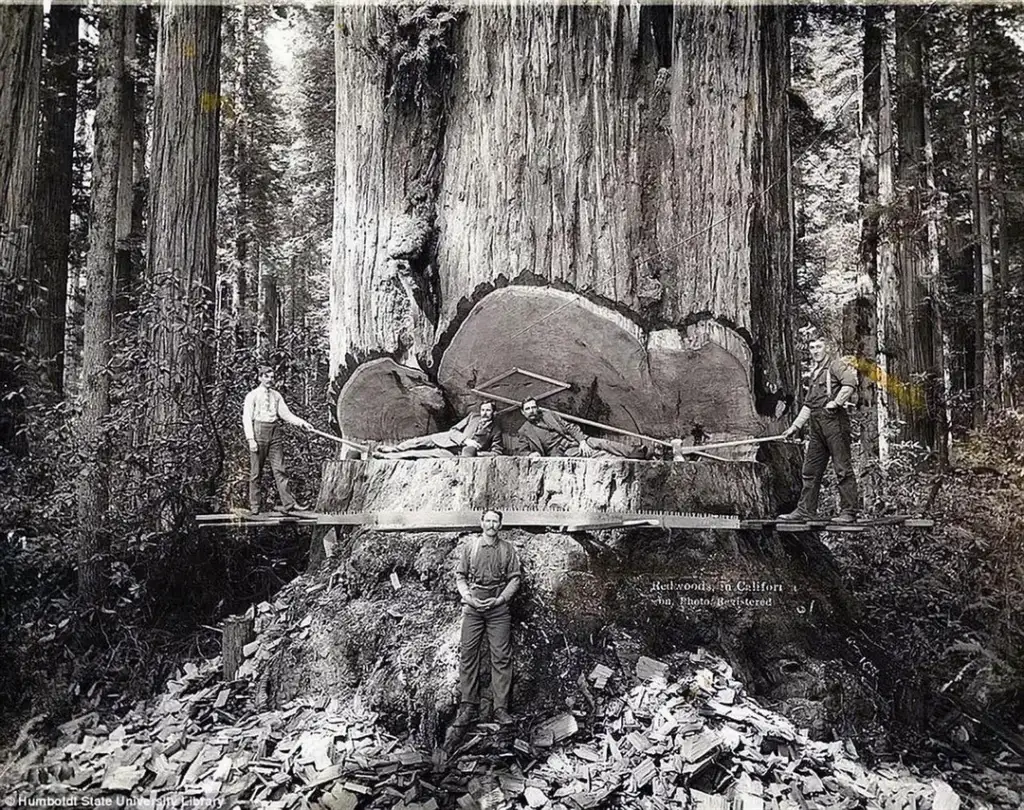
[334,357,447,443]
[222,614,254,682]
[437,286,758,436]
[317,456,800,518]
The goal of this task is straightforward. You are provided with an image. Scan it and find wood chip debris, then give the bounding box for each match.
[1,588,968,810]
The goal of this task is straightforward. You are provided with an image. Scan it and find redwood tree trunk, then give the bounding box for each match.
[331,4,794,444]
[0,5,43,453]
[894,7,942,450]
[77,5,126,604]
[113,7,136,316]
[28,3,78,395]
[854,5,885,465]
[876,28,897,463]
[145,4,222,505]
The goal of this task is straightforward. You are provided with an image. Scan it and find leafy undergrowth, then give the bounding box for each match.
[0,390,315,746]
[828,412,1024,761]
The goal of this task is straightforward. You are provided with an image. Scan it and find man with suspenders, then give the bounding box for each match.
[454,509,522,726]
[778,336,862,524]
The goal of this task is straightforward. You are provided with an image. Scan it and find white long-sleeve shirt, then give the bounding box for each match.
[242,385,307,442]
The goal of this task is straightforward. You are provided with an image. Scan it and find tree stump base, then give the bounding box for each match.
[318,454,801,519]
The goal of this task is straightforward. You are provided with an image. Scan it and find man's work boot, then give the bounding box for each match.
[777,509,816,522]
[453,703,477,727]
[832,512,858,525]
[493,708,513,726]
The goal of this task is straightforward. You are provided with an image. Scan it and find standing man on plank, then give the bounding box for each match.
[454,509,522,726]
[243,364,314,514]
[778,336,862,524]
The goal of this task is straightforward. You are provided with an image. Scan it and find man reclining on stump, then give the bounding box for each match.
[376,402,506,459]
[517,398,646,458]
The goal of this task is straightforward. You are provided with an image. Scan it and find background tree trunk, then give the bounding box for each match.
[894,7,943,451]
[145,3,222,513]
[876,22,897,465]
[77,5,126,604]
[125,5,155,318]
[113,7,136,316]
[977,166,997,415]
[331,4,794,443]
[0,5,43,453]
[992,77,1012,408]
[968,13,985,426]
[27,3,78,396]
[855,5,885,467]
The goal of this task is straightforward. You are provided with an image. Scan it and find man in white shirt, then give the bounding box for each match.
[242,365,314,514]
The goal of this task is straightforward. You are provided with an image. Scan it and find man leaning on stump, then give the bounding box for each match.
[376,401,506,459]
[516,397,647,459]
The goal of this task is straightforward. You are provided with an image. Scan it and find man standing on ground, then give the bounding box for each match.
[454,509,521,726]
[243,364,313,514]
[778,336,862,524]
[376,402,506,458]
[517,398,645,458]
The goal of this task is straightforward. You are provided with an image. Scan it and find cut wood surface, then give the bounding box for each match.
[334,357,447,443]
[439,287,759,439]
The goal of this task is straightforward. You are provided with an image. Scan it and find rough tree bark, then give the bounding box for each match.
[876,24,897,464]
[992,79,1013,408]
[113,7,136,316]
[853,5,885,466]
[0,5,43,453]
[968,12,997,421]
[893,7,943,451]
[77,5,126,604]
[145,4,222,498]
[331,4,794,445]
[27,3,78,395]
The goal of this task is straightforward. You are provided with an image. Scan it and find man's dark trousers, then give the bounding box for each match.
[459,602,512,711]
[796,409,860,516]
[249,421,297,512]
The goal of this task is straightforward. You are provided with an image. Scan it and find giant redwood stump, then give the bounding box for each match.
[299,2,895,754]
[330,3,795,445]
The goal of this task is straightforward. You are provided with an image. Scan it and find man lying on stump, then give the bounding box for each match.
[454,509,521,727]
[517,398,647,458]
[376,402,506,458]
[778,336,862,524]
